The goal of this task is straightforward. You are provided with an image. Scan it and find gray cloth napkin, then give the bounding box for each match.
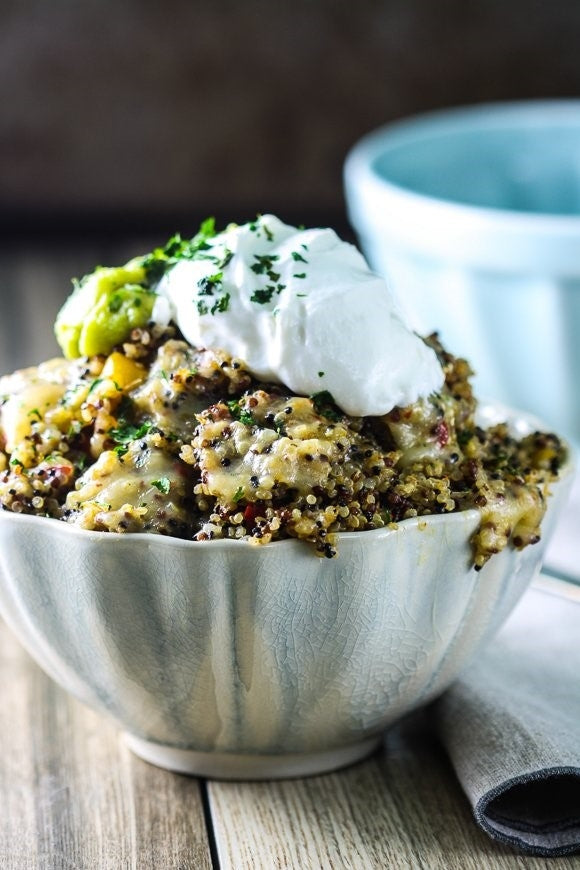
[434,582,580,857]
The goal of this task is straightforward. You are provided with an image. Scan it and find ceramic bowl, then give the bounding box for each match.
[344,100,580,446]
[0,404,573,780]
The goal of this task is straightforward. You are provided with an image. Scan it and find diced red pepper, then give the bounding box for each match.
[434,420,449,447]
[243,504,258,526]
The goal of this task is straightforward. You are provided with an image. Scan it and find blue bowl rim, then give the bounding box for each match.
[344,98,580,231]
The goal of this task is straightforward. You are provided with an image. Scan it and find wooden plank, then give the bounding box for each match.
[0,620,213,870]
[208,716,578,870]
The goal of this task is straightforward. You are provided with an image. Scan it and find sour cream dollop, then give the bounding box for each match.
[153,215,444,416]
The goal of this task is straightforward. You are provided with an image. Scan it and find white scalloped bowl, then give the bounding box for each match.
[0,404,573,779]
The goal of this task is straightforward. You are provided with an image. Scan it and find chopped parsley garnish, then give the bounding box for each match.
[219,249,234,269]
[196,273,230,315]
[10,458,24,468]
[27,408,41,419]
[250,287,275,305]
[110,420,153,456]
[197,272,223,296]
[250,254,280,276]
[74,454,88,471]
[233,486,244,503]
[227,399,254,426]
[311,390,342,422]
[293,272,306,279]
[87,378,103,394]
[140,217,218,285]
[67,420,82,438]
[59,385,83,407]
[291,251,308,264]
[318,371,325,377]
[151,477,171,495]
[248,216,275,240]
[211,292,231,314]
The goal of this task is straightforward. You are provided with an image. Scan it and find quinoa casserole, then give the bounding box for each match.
[0,222,566,569]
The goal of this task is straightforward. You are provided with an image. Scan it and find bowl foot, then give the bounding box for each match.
[124,732,382,780]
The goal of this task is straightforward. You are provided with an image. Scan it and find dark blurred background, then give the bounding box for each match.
[1,0,580,369]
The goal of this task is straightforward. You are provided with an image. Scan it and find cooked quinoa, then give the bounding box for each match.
[0,327,565,568]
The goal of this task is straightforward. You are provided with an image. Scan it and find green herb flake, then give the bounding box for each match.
[293,272,306,279]
[291,251,308,264]
[27,408,41,419]
[151,477,171,495]
[211,292,231,314]
[250,254,280,276]
[318,371,325,378]
[197,272,223,296]
[10,458,24,468]
[250,287,275,305]
[87,378,103,394]
[233,486,244,503]
[227,399,254,426]
[67,420,82,438]
[110,420,153,452]
[140,217,218,285]
[310,390,342,422]
[74,454,88,471]
[219,249,234,269]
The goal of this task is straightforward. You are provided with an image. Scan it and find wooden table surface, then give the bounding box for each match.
[0,579,576,870]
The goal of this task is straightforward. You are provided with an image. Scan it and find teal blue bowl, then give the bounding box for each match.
[344,100,580,445]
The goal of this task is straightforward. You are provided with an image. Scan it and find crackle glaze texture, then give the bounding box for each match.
[0,407,573,777]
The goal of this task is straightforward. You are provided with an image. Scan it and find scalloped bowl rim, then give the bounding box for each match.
[0,502,486,551]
